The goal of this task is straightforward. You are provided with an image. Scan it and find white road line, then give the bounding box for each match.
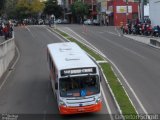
[26,26,35,38]
[65,27,107,58]
[89,29,146,59]
[101,84,114,120]
[44,27,66,42]
[26,26,30,32]
[107,31,119,36]
[62,27,149,115]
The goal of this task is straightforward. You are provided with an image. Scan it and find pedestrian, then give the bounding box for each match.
[3,24,9,40]
[0,24,3,36]
[9,24,13,38]
[106,16,109,26]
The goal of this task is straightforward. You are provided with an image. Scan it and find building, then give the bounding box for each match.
[149,0,160,26]
[107,0,139,26]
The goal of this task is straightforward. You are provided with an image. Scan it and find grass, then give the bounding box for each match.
[100,63,137,116]
[55,29,104,61]
[56,29,69,37]
[54,28,139,120]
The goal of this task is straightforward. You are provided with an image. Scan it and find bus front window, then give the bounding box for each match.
[59,75,100,97]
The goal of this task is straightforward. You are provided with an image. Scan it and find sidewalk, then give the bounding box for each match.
[124,34,151,44]
[0,36,5,44]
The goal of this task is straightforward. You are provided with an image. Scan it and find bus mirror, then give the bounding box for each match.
[100,76,102,82]
[55,83,58,90]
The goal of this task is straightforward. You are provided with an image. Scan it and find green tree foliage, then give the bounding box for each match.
[71,0,89,17]
[5,0,18,18]
[15,0,44,19]
[0,0,5,15]
[30,0,45,14]
[43,0,62,18]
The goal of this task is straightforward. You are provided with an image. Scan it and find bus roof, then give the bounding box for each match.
[47,42,97,70]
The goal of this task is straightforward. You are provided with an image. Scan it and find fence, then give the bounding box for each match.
[0,35,15,78]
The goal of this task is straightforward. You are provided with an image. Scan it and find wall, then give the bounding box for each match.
[149,0,160,26]
[108,0,139,26]
[0,36,15,78]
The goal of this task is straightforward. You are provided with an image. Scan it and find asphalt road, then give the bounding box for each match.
[0,26,119,120]
[58,24,160,114]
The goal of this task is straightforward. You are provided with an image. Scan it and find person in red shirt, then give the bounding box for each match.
[3,24,9,40]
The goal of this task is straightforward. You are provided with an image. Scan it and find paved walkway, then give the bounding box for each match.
[124,34,151,44]
[0,36,5,44]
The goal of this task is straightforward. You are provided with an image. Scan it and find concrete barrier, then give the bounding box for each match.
[0,35,15,78]
[150,38,160,48]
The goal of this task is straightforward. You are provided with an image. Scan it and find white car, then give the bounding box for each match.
[84,19,93,25]
[38,19,44,25]
[93,19,100,25]
[54,19,62,24]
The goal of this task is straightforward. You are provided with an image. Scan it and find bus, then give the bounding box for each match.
[47,42,102,114]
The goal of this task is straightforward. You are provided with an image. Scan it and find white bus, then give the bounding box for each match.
[47,42,102,114]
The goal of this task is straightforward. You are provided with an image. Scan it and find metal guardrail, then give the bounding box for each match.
[0,33,15,78]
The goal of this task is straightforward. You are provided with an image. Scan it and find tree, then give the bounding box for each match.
[30,0,45,15]
[15,0,30,19]
[71,0,89,23]
[4,0,18,18]
[0,0,5,15]
[15,0,44,19]
[43,0,62,18]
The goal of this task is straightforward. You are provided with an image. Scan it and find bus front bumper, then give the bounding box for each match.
[59,102,102,114]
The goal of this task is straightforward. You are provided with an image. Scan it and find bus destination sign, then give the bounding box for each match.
[61,67,96,76]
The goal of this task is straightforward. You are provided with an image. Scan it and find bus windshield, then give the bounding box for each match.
[59,75,100,97]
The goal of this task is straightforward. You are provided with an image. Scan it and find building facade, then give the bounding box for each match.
[107,0,139,26]
[149,0,160,26]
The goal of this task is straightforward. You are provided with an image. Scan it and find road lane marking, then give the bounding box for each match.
[106,31,119,36]
[100,84,114,120]
[89,29,146,59]
[26,26,36,39]
[63,27,149,115]
[44,27,66,42]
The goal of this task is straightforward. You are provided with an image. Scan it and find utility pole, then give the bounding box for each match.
[140,0,144,22]
[126,0,129,24]
[63,0,65,19]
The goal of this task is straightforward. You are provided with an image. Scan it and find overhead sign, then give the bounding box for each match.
[61,67,96,76]
[116,6,132,13]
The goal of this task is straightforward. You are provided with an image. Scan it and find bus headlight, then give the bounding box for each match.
[96,97,101,104]
[59,100,67,107]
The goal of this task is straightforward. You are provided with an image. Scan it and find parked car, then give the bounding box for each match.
[38,19,44,25]
[93,19,100,25]
[84,19,93,25]
[10,20,18,27]
[61,19,69,24]
[54,19,62,24]
[44,19,49,25]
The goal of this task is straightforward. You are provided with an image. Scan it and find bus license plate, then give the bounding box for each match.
[78,108,85,112]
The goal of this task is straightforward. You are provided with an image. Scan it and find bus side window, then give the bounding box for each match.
[49,55,52,70]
